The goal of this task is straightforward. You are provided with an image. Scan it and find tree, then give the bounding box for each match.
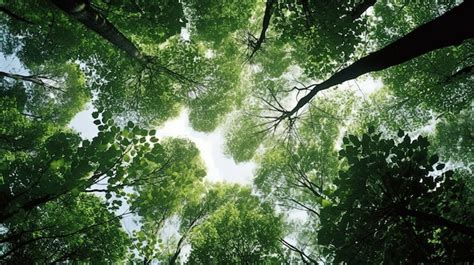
[51,0,192,82]
[128,138,206,262]
[1,0,473,263]
[431,110,473,168]
[279,0,474,120]
[1,194,130,263]
[0,0,247,130]
[0,62,89,124]
[167,183,239,264]
[187,185,284,264]
[184,0,257,44]
[318,129,474,263]
[369,1,474,112]
[270,0,373,79]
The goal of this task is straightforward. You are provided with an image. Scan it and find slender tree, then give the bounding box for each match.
[280,0,474,120]
[51,0,192,83]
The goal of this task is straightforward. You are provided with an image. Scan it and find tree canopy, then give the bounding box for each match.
[1,0,472,263]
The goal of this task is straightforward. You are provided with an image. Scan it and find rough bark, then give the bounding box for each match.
[284,0,474,118]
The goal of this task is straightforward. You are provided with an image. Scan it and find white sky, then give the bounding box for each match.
[69,106,256,185]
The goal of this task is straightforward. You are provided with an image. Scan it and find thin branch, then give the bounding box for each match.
[0,71,65,92]
[280,238,318,264]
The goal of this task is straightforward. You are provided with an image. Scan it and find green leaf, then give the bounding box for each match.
[123,155,131,162]
[103,111,112,120]
[397,129,405,137]
[429,155,439,165]
[349,135,360,146]
[322,199,332,208]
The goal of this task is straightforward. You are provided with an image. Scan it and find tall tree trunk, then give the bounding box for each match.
[285,0,474,118]
[50,0,194,83]
[51,0,144,61]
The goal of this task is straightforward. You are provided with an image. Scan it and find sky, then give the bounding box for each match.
[2,50,382,189]
[68,76,383,187]
[70,105,256,185]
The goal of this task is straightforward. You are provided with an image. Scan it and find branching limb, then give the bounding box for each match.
[247,0,275,61]
[280,238,318,264]
[0,71,66,92]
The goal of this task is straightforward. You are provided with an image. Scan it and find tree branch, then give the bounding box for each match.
[0,6,34,24]
[247,0,275,60]
[279,1,474,123]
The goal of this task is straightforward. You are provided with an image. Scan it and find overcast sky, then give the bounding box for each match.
[70,105,256,185]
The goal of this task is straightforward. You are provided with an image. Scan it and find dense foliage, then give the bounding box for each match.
[1,0,472,263]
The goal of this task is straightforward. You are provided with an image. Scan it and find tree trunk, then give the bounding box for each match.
[248,0,275,60]
[285,0,474,118]
[168,234,186,265]
[51,0,144,61]
[51,0,197,84]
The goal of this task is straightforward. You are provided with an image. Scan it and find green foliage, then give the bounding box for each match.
[188,185,284,264]
[128,137,206,261]
[1,1,473,263]
[0,62,90,124]
[91,0,186,44]
[371,1,474,112]
[185,0,256,43]
[273,0,369,79]
[224,112,264,162]
[2,194,130,263]
[0,96,194,263]
[319,129,474,263]
[431,109,473,168]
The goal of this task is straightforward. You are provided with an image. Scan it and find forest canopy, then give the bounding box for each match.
[0,0,473,263]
